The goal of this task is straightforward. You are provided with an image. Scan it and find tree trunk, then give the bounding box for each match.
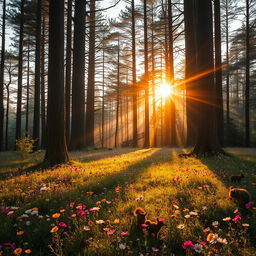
[65,0,72,146]
[168,0,177,146]
[25,40,30,135]
[0,0,6,151]
[85,0,96,147]
[184,0,197,147]
[143,0,150,148]
[245,0,250,147]
[115,39,120,148]
[190,0,224,156]
[102,44,105,148]
[15,0,25,145]
[214,0,224,146]
[71,0,86,150]
[41,17,46,148]
[33,0,41,150]
[131,0,138,148]
[44,0,69,166]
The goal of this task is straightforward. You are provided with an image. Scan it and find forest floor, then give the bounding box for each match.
[0,148,256,256]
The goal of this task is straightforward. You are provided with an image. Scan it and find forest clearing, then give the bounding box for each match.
[0,148,256,255]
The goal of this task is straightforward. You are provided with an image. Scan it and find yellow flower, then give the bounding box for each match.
[60,209,66,213]
[52,213,61,219]
[103,227,110,231]
[76,205,83,210]
[114,219,120,224]
[17,231,24,236]
[207,233,214,242]
[50,226,59,233]
[183,208,189,213]
[25,249,32,254]
[71,214,76,218]
[14,248,22,255]
[32,208,38,211]
[96,201,101,205]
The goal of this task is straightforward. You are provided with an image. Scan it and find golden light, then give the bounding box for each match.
[156,82,173,98]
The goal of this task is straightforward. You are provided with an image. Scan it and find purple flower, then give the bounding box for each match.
[245,201,254,209]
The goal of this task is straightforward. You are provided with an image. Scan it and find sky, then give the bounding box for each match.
[100,0,127,19]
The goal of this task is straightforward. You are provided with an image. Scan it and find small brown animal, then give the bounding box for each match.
[230,173,244,183]
[145,218,165,237]
[229,186,251,207]
[134,207,147,228]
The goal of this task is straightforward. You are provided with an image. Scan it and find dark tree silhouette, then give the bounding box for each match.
[44,0,69,166]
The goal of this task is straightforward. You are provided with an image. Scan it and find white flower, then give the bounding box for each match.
[106,201,111,204]
[173,204,179,209]
[25,209,32,214]
[21,214,29,218]
[212,221,219,228]
[45,198,50,202]
[83,226,90,231]
[10,206,19,210]
[242,223,250,227]
[7,211,14,216]
[189,211,198,216]
[209,234,219,244]
[119,243,126,250]
[202,206,207,211]
[217,237,228,244]
[25,221,31,226]
[194,243,203,253]
[177,224,185,230]
[136,195,144,201]
[184,214,191,219]
[31,210,38,216]
[95,220,105,225]
[38,215,43,219]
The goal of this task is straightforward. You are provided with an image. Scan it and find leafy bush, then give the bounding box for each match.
[16,137,35,157]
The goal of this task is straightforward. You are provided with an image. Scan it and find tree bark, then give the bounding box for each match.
[44,0,69,166]
[0,0,6,151]
[65,0,72,146]
[115,39,120,148]
[15,0,25,145]
[25,40,30,135]
[143,0,150,148]
[131,0,138,148]
[85,0,96,147]
[214,0,224,146]
[71,0,86,150]
[190,0,224,156]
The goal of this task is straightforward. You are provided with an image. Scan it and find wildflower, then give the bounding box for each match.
[14,248,22,255]
[183,208,189,213]
[245,201,254,209]
[184,214,190,219]
[16,231,24,236]
[183,241,194,250]
[60,209,66,213]
[25,221,31,226]
[52,213,60,219]
[114,219,120,224]
[50,226,59,233]
[233,209,239,213]
[88,220,94,226]
[207,234,218,244]
[58,222,67,228]
[206,233,215,242]
[136,195,144,201]
[82,226,90,231]
[121,231,129,236]
[202,206,207,211]
[119,243,126,250]
[96,220,105,225]
[25,249,31,254]
[190,211,198,216]
[173,204,179,209]
[242,223,250,227]
[77,210,86,216]
[222,217,231,222]
[203,227,210,232]
[107,229,116,235]
[212,221,219,228]
[141,224,148,228]
[89,207,100,212]
[217,238,228,244]
[194,243,203,253]
[232,215,241,223]
[177,224,185,230]
[152,247,159,252]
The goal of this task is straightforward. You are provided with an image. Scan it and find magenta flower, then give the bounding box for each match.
[152,247,159,252]
[141,224,148,228]
[203,227,210,232]
[59,222,67,228]
[183,241,194,250]
[232,215,241,223]
[120,231,129,236]
[158,218,165,223]
[245,201,254,209]
[107,229,116,235]
[77,210,86,216]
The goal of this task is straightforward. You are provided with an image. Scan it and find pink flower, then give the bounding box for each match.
[152,247,159,252]
[200,241,206,245]
[141,224,148,228]
[183,241,194,250]
[234,209,239,213]
[120,231,129,236]
[245,201,254,209]
[158,218,165,223]
[77,210,86,216]
[203,227,210,232]
[1,208,9,214]
[232,215,241,223]
[107,229,116,235]
[59,222,67,228]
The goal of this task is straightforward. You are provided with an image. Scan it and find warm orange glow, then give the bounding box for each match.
[156,82,173,98]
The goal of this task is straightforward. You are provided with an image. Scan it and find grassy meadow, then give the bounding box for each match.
[0,148,256,256]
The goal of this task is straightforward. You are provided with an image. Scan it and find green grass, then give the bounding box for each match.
[0,148,256,256]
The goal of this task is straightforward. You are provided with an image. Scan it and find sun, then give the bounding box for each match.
[156,82,173,98]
